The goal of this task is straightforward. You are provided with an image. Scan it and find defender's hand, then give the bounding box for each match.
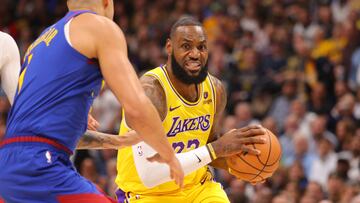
[87,114,100,131]
[147,154,184,188]
[211,125,267,158]
[167,156,184,188]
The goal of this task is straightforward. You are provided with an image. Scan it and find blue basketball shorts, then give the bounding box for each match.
[0,139,115,203]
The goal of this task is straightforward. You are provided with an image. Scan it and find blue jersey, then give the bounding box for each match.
[5,10,102,152]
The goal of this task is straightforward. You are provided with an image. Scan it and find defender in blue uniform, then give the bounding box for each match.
[0,0,184,202]
[0,10,111,203]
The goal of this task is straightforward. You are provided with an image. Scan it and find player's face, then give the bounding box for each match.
[169,26,209,84]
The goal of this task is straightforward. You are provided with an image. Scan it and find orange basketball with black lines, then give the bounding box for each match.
[225,129,282,183]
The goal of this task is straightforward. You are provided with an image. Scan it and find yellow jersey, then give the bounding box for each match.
[115,66,216,195]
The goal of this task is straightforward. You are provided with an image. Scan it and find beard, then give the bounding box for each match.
[171,53,208,85]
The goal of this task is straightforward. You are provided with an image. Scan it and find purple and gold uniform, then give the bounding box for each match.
[0,10,114,203]
[115,67,229,203]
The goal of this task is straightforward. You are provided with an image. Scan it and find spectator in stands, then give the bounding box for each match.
[309,135,338,189]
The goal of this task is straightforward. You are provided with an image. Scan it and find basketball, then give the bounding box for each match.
[226,128,282,183]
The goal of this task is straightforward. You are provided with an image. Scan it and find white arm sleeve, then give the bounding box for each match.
[0,32,20,104]
[133,141,213,188]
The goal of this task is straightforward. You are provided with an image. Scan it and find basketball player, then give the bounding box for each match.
[0,32,130,151]
[0,31,20,105]
[0,0,184,202]
[115,17,267,203]
[0,31,137,149]
[0,30,141,202]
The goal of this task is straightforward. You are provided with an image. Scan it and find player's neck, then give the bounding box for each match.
[165,65,200,102]
[68,6,102,15]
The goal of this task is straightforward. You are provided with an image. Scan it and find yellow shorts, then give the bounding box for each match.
[124,180,229,203]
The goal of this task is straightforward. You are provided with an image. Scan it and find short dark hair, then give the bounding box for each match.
[170,16,203,39]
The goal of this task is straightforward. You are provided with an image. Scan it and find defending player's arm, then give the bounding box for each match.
[0,32,21,104]
[131,75,266,188]
[77,130,141,149]
[70,13,183,186]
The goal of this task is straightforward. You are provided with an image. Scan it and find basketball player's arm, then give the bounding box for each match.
[0,33,21,104]
[77,76,162,149]
[206,77,266,171]
[77,130,141,149]
[72,13,183,186]
[207,78,267,185]
[207,76,230,170]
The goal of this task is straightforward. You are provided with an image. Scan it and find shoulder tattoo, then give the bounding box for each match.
[140,75,167,121]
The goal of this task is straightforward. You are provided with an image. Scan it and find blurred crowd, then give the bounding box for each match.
[1,0,360,202]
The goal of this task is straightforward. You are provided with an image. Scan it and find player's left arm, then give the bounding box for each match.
[77,130,141,149]
[207,76,267,186]
[207,75,229,170]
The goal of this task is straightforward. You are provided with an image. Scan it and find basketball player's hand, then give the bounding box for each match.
[147,154,184,187]
[87,114,99,131]
[211,125,267,158]
[168,157,184,188]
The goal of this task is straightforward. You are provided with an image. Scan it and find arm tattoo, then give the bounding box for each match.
[212,75,227,115]
[77,130,117,149]
[140,75,167,121]
[222,143,239,154]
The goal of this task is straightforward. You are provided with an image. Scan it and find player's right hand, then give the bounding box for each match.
[147,154,184,188]
[210,125,267,158]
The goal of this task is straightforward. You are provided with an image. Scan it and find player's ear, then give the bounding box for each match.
[166,39,172,56]
[102,0,114,20]
[102,0,108,7]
